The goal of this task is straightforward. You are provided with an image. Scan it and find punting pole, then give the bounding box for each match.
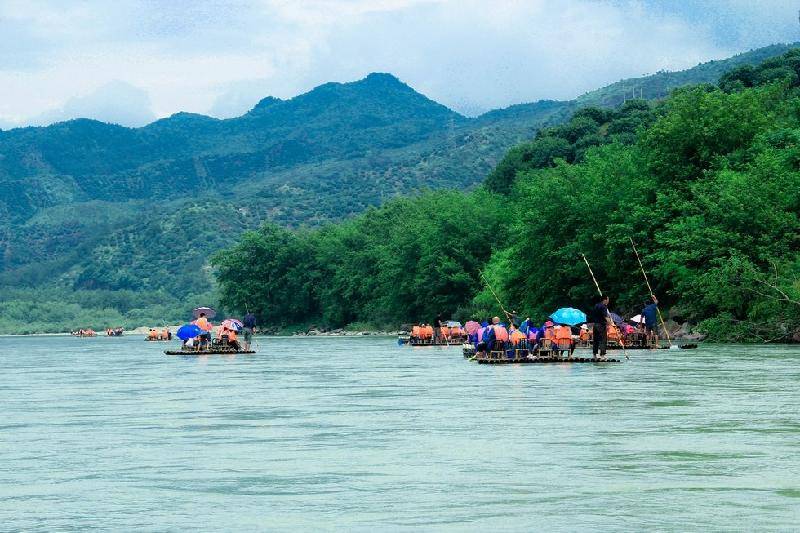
[479,270,514,323]
[581,254,629,360]
[629,237,673,349]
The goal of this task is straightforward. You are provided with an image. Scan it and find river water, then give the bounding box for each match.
[1,335,798,531]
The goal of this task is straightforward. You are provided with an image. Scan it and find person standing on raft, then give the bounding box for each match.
[243,311,256,351]
[591,295,611,358]
[642,295,659,336]
[432,314,443,342]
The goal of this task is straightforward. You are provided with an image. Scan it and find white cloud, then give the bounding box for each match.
[0,0,797,126]
[31,80,155,127]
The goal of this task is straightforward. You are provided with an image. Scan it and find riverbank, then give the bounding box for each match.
[290,328,406,337]
[1,319,787,343]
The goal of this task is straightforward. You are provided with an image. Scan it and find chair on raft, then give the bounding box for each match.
[486,341,506,361]
[538,338,554,357]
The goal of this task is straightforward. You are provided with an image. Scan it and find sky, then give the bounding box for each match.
[1,0,799,129]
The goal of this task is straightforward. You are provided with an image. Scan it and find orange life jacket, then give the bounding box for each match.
[412,325,421,337]
[556,326,572,341]
[440,326,450,338]
[510,330,526,345]
[424,325,434,338]
[544,327,555,340]
[493,325,509,342]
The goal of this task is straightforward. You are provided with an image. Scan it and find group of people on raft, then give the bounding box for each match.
[147,328,172,341]
[181,311,256,352]
[469,295,661,359]
[410,320,467,343]
[72,327,124,337]
[470,317,580,358]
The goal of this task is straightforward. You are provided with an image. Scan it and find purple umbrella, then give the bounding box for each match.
[192,307,216,319]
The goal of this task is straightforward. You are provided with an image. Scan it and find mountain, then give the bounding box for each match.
[0,73,461,218]
[577,42,800,108]
[0,43,797,333]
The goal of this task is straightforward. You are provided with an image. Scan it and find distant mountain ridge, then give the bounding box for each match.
[0,73,462,221]
[577,42,800,108]
[0,42,797,333]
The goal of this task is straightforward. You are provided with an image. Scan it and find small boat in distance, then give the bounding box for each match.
[399,321,468,346]
[145,328,172,341]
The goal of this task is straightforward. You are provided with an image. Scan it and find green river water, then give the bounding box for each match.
[1,335,798,531]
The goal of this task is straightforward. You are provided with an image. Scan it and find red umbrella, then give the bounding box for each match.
[221,319,243,331]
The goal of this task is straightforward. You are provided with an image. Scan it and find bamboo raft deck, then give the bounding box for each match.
[463,342,696,358]
[399,336,468,346]
[477,354,621,364]
[165,349,256,355]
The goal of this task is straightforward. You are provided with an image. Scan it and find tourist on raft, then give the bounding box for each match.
[194,313,212,349]
[216,326,240,350]
[482,317,509,354]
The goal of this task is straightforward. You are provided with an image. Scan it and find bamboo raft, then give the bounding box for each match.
[463,343,696,358]
[165,349,256,355]
[399,336,467,346]
[477,354,621,364]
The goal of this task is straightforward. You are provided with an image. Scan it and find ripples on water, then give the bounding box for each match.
[1,336,798,530]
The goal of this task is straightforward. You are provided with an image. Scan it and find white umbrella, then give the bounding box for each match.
[630,314,645,324]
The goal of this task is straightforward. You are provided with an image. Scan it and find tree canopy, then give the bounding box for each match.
[216,49,800,341]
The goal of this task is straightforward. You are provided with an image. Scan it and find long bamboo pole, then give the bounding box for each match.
[629,237,672,347]
[479,270,514,323]
[581,254,628,360]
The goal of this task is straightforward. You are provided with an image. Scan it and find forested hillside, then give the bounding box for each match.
[1,43,797,333]
[216,49,800,342]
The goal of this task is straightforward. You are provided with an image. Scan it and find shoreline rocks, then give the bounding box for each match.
[663,320,706,341]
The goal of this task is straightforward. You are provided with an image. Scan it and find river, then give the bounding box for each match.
[1,335,798,531]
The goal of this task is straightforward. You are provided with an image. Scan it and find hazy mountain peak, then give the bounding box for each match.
[361,72,404,85]
[248,96,283,114]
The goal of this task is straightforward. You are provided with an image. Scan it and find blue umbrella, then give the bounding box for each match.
[176,323,203,341]
[549,307,587,326]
